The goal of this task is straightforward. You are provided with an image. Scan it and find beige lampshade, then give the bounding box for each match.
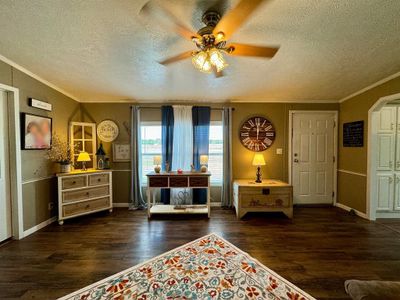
[153,155,162,165]
[252,153,266,166]
[77,151,91,162]
[200,155,209,165]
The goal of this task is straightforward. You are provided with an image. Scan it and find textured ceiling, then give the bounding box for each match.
[0,0,400,102]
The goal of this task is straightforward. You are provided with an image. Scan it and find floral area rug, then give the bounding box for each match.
[59,233,315,300]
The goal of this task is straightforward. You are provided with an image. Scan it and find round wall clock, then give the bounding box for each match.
[97,120,119,143]
[239,116,275,152]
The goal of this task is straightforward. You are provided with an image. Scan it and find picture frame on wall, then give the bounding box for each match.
[21,113,52,150]
[112,143,131,162]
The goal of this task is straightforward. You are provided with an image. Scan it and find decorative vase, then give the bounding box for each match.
[60,163,71,173]
[154,165,161,173]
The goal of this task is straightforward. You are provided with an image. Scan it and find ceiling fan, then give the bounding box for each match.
[141,0,280,77]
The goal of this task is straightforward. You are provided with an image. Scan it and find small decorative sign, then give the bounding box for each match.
[343,121,364,147]
[97,120,119,142]
[28,98,52,111]
[112,143,130,162]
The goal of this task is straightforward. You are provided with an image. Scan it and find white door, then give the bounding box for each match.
[376,173,394,211]
[292,112,335,204]
[0,91,12,242]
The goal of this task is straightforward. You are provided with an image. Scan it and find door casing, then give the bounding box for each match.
[288,110,338,206]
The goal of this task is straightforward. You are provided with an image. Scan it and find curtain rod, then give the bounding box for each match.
[134,106,234,111]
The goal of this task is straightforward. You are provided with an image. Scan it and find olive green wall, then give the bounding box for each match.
[0,61,80,231]
[338,76,400,213]
[82,102,338,205]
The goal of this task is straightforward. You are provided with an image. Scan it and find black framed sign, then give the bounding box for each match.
[343,121,364,147]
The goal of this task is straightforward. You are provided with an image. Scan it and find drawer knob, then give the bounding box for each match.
[72,181,76,184]
[98,178,101,182]
[85,204,90,209]
[86,192,90,196]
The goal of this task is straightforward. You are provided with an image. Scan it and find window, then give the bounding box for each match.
[208,122,223,185]
[141,122,161,184]
[140,121,223,186]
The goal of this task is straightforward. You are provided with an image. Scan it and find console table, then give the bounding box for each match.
[146,172,211,218]
[233,179,293,219]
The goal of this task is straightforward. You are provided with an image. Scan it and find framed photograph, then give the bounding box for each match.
[21,113,52,150]
[112,143,130,162]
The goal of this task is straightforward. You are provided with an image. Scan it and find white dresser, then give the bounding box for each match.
[233,179,293,219]
[57,170,113,225]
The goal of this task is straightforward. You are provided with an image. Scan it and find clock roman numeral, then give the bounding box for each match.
[264,137,272,146]
[248,120,255,127]
[241,132,249,137]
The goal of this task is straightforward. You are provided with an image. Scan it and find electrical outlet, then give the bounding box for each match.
[276,148,283,155]
[48,202,54,211]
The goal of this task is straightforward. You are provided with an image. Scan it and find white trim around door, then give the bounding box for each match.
[0,83,23,239]
[288,110,338,205]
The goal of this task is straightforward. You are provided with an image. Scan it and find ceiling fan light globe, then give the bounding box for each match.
[192,51,212,73]
[209,48,227,72]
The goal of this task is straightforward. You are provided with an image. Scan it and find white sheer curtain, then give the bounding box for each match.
[171,105,193,205]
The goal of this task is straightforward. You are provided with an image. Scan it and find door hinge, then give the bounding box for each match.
[333,156,336,163]
[332,191,335,198]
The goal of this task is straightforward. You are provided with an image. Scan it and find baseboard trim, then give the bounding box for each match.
[335,203,369,219]
[113,203,129,207]
[23,216,57,238]
[113,202,222,208]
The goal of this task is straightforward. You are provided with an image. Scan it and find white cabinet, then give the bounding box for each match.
[377,106,396,133]
[375,105,400,214]
[395,174,400,211]
[376,174,393,211]
[377,134,395,171]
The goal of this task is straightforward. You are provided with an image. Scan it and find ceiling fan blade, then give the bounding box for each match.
[159,51,194,65]
[213,0,267,40]
[226,43,279,58]
[141,1,199,41]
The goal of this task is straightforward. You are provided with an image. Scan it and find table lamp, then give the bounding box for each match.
[252,153,266,183]
[153,155,162,173]
[77,151,91,171]
[200,155,208,172]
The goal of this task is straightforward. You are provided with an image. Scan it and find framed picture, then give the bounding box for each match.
[112,143,130,162]
[21,113,52,150]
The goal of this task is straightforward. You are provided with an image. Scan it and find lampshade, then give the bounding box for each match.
[77,151,91,162]
[192,51,212,73]
[209,48,228,72]
[200,155,209,165]
[153,155,162,165]
[252,154,266,166]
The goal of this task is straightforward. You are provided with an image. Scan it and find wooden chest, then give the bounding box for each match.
[233,179,293,219]
[57,170,113,225]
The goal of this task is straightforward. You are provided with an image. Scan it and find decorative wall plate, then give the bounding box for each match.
[240,116,275,152]
[97,120,119,142]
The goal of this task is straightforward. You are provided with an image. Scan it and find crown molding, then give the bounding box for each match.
[0,53,81,102]
[229,99,338,104]
[339,70,400,103]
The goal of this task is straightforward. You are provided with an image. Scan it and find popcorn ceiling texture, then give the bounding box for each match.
[0,0,399,102]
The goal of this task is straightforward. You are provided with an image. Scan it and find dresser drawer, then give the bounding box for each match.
[239,186,291,196]
[169,176,188,187]
[63,197,110,217]
[62,186,110,203]
[241,194,290,208]
[189,176,208,187]
[149,176,169,187]
[88,173,110,186]
[62,176,87,190]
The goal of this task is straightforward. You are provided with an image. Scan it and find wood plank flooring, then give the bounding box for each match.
[1,207,400,300]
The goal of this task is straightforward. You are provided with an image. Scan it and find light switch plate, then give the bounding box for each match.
[276,148,283,155]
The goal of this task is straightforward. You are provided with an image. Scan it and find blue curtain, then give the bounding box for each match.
[192,106,211,204]
[161,106,174,204]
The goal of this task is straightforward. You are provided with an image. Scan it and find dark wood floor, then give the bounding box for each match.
[1,207,400,300]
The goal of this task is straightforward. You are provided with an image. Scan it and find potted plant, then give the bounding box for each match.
[45,134,73,173]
